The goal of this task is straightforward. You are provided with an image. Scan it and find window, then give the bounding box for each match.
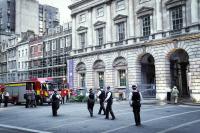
[52,40,56,50]
[79,14,86,23]
[60,38,64,48]
[97,7,104,17]
[117,22,125,41]
[66,36,71,47]
[116,0,125,11]
[18,51,20,57]
[98,72,104,88]
[79,33,86,49]
[38,44,42,52]
[18,62,20,69]
[25,49,27,55]
[97,28,103,45]
[119,69,126,86]
[80,73,85,87]
[22,50,24,56]
[142,15,151,37]
[34,46,38,53]
[31,46,34,54]
[171,6,183,31]
[46,42,50,51]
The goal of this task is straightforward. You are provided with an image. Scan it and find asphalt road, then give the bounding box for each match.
[0,102,200,133]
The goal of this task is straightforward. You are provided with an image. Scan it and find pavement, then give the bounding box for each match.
[1,100,200,133]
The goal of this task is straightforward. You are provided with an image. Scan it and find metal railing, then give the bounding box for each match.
[137,84,156,98]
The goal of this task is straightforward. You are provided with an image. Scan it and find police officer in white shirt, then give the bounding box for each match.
[97,88,106,115]
[104,86,115,120]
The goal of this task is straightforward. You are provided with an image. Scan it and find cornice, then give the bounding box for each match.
[69,33,200,59]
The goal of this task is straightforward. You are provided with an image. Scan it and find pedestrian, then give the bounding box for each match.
[50,90,61,116]
[30,90,37,108]
[3,90,9,107]
[87,88,95,117]
[25,90,31,108]
[97,88,106,115]
[66,89,69,103]
[171,86,179,104]
[0,92,2,107]
[129,85,142,126]
[104,86,115,120]
[61,89,65,104]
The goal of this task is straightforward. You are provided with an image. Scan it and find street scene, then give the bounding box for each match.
[1,0,200,133]
[0,102,200,133]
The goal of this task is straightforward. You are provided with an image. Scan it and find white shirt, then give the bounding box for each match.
[104,91,111,102]
[129,90,143,105]
[96,90,102,97]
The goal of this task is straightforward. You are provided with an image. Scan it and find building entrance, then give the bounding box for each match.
[170,49,190,98]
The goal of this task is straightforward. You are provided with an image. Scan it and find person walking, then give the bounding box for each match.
[61,89,65,104]
[129,85,142,126]
[171,86,179,104]
[0,92,2,107]
[97,88,106,115]
[3,90,9,107]
[50,90,61,116]
[87,89,95,117]
[30,90,37,108]
[104,86,115,120]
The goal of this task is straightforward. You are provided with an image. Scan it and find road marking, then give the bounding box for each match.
[156,119,200,133]
[0,124,51,133]
[100,109,200,133]
[46,106,174,130]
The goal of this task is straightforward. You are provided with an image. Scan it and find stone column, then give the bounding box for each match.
[191,0,199,24]
[155,59,171,101]
[71,16,76,50]
[87,10,93,47]
[128,0,134,37]
[106,3,112,43]
[156,0,162,32]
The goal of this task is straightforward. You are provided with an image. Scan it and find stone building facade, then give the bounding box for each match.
[68,0,200,102]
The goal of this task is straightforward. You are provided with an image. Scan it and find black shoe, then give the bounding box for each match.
[111,118,115,120]
[105,117,109,119]
[98,113,101,115]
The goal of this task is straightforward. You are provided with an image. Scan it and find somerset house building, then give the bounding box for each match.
[68,0,200,102]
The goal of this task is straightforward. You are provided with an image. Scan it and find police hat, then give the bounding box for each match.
[89,88,93,92]
[107,86,110,90]
[132,85,137,90]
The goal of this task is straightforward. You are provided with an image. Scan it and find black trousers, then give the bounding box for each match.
[98,99,106,114]
[105,102,115,119]
[87,101,94,117]
[52,101,59,116]
[133,108,141,126]
[4,97,8,107]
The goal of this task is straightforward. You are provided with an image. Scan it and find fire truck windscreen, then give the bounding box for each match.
[41,83,58,91]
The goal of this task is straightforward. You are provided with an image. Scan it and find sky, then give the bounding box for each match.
[38,0,72,24]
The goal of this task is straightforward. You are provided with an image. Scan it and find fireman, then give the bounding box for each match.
[50,90,61,116]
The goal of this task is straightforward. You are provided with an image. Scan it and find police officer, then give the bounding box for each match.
[97,88,106,115]
[129,85,142,126]
[3,90,9,107]
[50,90,61,116]
[104,86,115,120]
[87,88,95,117]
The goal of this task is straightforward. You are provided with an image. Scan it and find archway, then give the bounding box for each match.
[140,53,156,98]
[170,49,189,98]
[141,53,155,84]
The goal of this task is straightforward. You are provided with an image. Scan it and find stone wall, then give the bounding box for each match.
[71,38,200,102]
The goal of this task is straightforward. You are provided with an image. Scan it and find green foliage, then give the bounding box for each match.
[70,95,87,102]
